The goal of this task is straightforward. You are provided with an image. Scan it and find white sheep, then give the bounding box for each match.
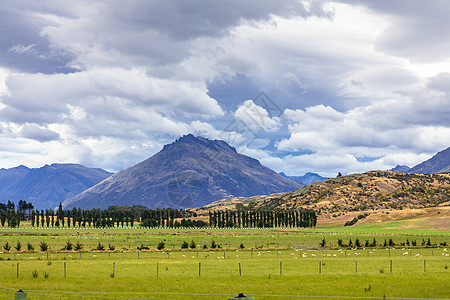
[302,253,307,258]
[402,252,408,255]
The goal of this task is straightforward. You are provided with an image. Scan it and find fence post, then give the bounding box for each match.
[424,260,426,273]
[355,261,357,274]
[319,261,321,274]
[280,262,282,276]
[199,262,201,277]
[390,260,392,273]
[112,262,115,277]
[16,263,19,278]
[156,262,159,278]
[239,263,241,276]
[64,262,66,278]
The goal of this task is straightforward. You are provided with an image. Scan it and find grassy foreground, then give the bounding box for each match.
[0,226,449,299]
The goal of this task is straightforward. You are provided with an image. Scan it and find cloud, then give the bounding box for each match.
[339,0,450,62]
[0,0,449,177]
[20,124,60,142]
[234,100,282,133]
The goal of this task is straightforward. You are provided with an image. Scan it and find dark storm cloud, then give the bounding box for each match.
[106,0,331,40]
[0,2,75,73]
[339,0,450,62]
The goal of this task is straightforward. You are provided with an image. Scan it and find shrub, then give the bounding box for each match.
[239,243,245,249]
[15,241,22,251]
[355,238,361,248]
[32,270,38,278]
[74,241,83,251]
[156,241,165,250]
[344,218,358,226]
[189,240,196,249]
[388,238,395,246]
[203,244,208,249]
[411,239,417,246]
[337,239,343,247]
[63,240,73,251]
[43,272,49,279]
[319,238,326,248]
[211,240,217,249]
[181,241,189,249]
[137,243,149,250]
[39,241,49,252]
[27,242,34,251]
[95,241,105,251]
[3,242,11,252]
[108,243,115,251]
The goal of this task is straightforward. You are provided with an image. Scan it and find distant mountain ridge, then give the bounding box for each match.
[279,172,328,185]
[0,164,113,210]
[390,165,411,172]
[408,147,450,174]
[63,134,302,209]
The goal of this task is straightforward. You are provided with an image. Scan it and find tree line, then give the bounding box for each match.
[208,208,317,228]
[1,201,317,229]
[0,200,34,227]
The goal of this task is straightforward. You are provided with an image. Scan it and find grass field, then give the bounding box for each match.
[0,225,449,299]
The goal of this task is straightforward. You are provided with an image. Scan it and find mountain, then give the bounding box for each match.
[409,147,450,174]
[0,164,113,210]
[280,172,328,185]
[63,134,302,209]
[390,165,411,172]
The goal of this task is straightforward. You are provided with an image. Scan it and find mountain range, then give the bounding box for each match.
[62,134,302,209]
[279,172,328,185]
[1,136,449,211]
[0,164,112,210]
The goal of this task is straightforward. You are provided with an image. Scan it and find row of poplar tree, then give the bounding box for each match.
[208,208,317,228]
[1,201,317,229]
[28,203,136,228]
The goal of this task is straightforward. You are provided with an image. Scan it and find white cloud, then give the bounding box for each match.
[0,0,449,177]
[235,100,282,133]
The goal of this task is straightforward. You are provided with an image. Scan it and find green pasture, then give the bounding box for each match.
[0,249,449,299]
[1,225,449,252]
[0,226,449,299]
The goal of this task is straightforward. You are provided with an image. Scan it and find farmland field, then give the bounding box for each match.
[0,225,449,299]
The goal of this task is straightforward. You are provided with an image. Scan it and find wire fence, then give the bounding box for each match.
[1,287,450,300]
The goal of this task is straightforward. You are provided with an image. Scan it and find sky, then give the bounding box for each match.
[0,0,449,177]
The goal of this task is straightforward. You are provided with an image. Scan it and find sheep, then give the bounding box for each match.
[302,253,307,258]
[333,254,337,257]
[402,252,408,255]
[311,254,316,257]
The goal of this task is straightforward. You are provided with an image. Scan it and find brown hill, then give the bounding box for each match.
[196,171,450,227]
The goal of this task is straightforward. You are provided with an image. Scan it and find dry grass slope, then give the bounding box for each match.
[197,171,450,228]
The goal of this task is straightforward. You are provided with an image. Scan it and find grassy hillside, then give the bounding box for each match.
[196,171,450,229]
